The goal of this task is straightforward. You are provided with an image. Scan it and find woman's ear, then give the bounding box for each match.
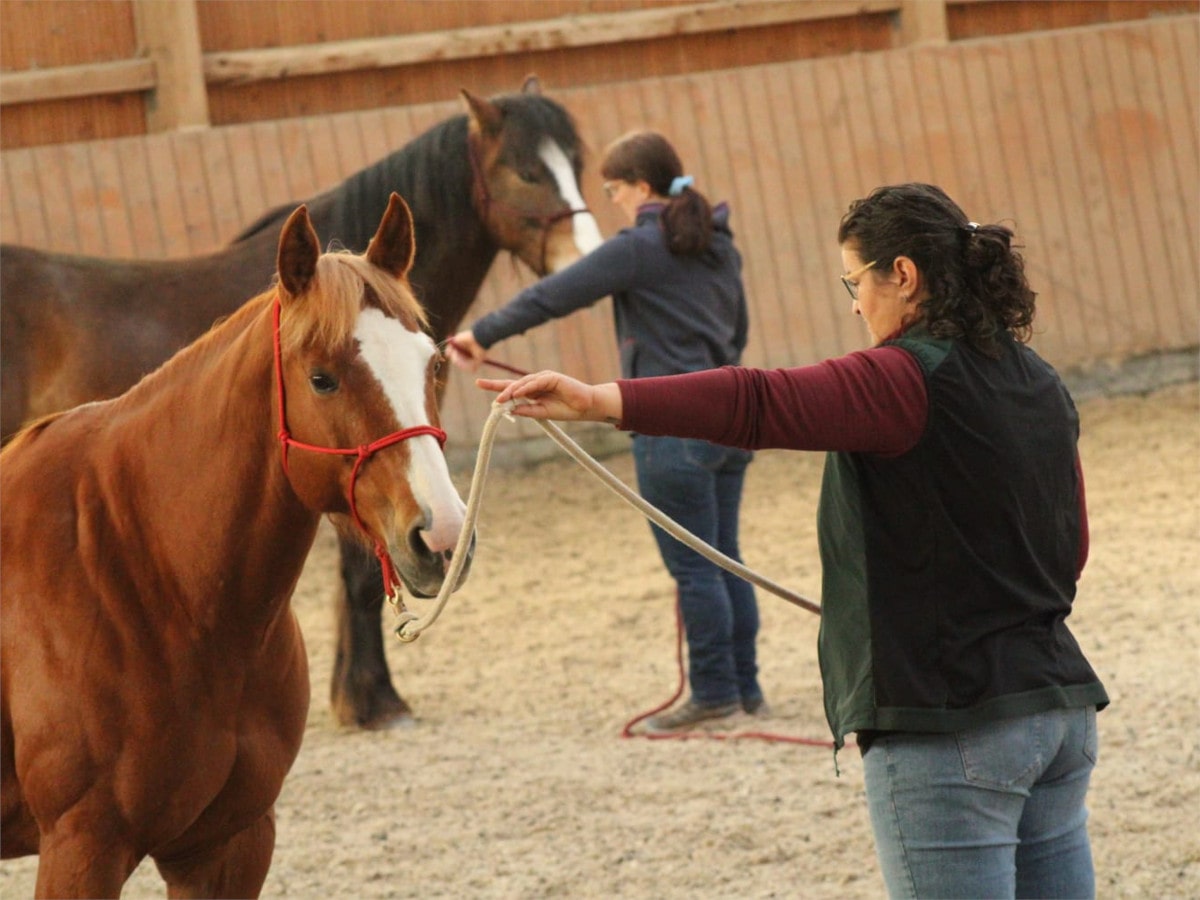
[892,256,923,302]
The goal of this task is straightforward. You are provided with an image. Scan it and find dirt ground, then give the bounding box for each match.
[2,380,1196,898]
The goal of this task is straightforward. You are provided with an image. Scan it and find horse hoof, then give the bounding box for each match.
[332,689,414,732]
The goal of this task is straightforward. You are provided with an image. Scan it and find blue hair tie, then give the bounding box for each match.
[668,175,694,197]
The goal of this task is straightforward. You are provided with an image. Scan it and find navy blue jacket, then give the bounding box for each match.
[471,203,748,378]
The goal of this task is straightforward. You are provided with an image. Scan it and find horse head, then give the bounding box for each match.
[274,193,472,599]
[463,76,603,275]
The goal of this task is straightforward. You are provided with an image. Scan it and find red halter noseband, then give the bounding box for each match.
[272,296,446,599]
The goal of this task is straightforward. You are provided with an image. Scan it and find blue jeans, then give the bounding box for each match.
[863,706,1099,899]
[631,434,759,708]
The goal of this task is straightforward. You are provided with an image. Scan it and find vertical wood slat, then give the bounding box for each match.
[3,150,49,246]
[87,140,135,258]
[1083,27,1167,352]
[67,143,111,254]
[277,118,320,203]
[0,157,21,243]
[302,117,343,225]
[28,147,76,252]
[117,137,168,257]
[984,38,1074,364]
[168,131,217,254]
[718,69,784,369]
[142,133,190,254]
[737,65,808,368]
[1078,29,1156,355]
[194,128,240,250]
[1061,31,1127,357]
[785,60,849,363]
[220,124,269,244]
[246,122,291,221]
[1027,31,1108,361]
[1157,19,1200,328]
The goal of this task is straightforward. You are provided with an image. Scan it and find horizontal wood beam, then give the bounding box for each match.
[0,58,156,106]
[204,0,901,85]
[0,0,905,107]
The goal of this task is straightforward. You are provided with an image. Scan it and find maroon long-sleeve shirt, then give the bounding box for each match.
[617,345,1088,574]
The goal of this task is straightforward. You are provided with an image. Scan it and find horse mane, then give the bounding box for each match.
[277,250,426,355]
[229,92,586,256]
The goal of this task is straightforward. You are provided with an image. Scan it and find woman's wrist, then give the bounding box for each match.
[592,382,624,424]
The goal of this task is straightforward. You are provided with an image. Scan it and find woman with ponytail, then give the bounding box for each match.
[450,131,767,732]
[476,183,1108,899]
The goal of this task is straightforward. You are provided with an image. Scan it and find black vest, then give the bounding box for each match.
[817,328,1108,748]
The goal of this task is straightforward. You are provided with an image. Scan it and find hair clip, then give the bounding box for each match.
[668,175,694,197]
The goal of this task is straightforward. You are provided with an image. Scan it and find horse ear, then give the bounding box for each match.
[461,88,502,136]
[277,204,320,299]
[521,74,542,95]
[366,192,416,279]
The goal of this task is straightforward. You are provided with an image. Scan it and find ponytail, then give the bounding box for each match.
[602,131,715,258]
[837,183,1037,356]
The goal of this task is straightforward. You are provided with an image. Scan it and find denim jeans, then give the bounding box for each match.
[631,434,759,708]
[862,706,1099,899]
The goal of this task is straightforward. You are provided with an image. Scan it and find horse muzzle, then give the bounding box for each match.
[395,519,475,598]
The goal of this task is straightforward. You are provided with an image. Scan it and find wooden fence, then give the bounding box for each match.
[2,16,1198,465]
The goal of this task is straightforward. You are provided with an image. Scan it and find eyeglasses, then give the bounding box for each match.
[602,181,621,199]
[840,260,877,301]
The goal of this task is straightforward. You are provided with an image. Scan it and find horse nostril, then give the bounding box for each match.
[407,522,430,557]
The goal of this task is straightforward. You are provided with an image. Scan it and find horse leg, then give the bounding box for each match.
[330,535,413,729]
[34,827,140,898]
[155,810,275,899]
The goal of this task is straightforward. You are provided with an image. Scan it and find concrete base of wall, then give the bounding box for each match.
[1063,347,1199,402]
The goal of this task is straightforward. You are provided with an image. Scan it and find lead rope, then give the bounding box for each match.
[395,398,833,748]
[394,398,820,641]
[392,398,510,641]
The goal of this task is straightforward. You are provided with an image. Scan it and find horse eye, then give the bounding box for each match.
[309,371,339,394]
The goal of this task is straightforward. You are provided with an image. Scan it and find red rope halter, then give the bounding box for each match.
[272,296,446,599]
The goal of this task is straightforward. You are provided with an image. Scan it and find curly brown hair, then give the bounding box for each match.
[837,183,1036,357]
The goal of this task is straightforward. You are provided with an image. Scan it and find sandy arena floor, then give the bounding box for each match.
[2,380,1196,898]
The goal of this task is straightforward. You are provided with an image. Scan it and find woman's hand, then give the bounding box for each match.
[476,371,623,424]
[447,330,486,372]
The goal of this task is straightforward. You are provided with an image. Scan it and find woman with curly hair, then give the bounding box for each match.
[477,182,1108,899]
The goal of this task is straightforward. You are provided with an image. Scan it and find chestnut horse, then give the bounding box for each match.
[0,77,601,729]
[0,193,471,896]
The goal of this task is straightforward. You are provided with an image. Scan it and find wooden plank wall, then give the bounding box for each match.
[3,0,1196,150]
[2,17,1197,460]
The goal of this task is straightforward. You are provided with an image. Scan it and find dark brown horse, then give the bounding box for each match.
[0,77,601,729]
[0,193,470,895]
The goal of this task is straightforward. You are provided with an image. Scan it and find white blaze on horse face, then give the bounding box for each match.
[538,137,603,269]
[354,308,466,554]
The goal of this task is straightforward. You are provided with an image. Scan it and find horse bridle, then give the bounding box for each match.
[272,295,446,599]
[467,137,592,275]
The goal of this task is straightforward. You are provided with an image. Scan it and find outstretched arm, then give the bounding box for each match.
[477,372,624,425]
